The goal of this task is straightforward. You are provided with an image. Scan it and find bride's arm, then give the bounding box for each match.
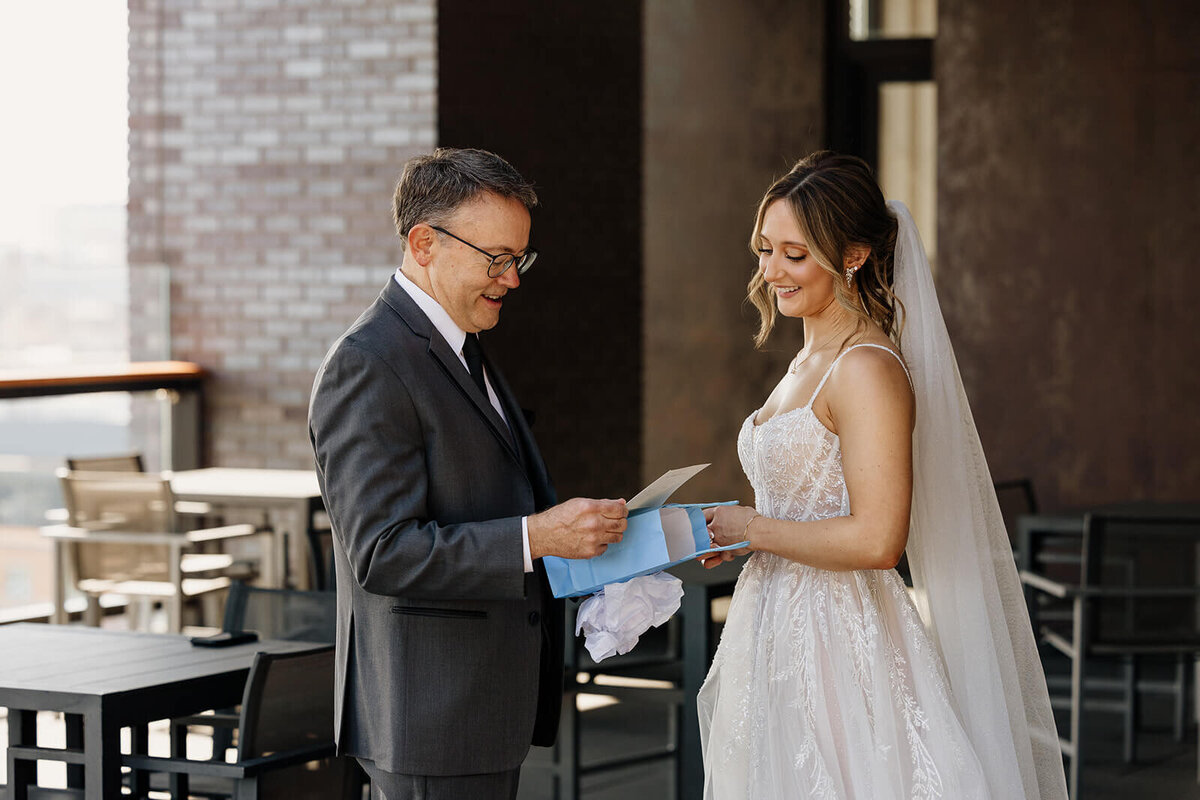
[706,347,915,571]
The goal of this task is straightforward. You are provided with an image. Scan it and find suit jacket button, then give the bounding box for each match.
[528,611,541,626]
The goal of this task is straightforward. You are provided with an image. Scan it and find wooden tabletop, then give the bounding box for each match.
[169,468,322,502]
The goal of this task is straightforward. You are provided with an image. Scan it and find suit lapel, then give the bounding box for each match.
[425,333,519,456]
[380,279,522,465]
[486,355,556,509]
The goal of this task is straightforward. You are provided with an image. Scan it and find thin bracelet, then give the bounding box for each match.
[742,512,762,542]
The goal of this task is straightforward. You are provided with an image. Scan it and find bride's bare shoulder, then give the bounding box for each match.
[826,342,914,417]
[841,341,908,379]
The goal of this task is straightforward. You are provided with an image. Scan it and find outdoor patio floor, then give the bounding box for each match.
[2,618,1197,799]
[2,695,1195,798]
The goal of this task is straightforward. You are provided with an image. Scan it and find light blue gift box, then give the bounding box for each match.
[543,464,748,598]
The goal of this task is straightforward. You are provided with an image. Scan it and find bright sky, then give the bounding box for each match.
[0,3,128,250]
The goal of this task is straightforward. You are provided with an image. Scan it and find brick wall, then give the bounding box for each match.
[128,0,436,467]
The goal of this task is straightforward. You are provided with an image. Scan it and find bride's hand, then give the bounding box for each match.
[703,505,759,561]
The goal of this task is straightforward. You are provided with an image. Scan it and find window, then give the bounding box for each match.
[0,4,130,371]
[0,4,131,616]
[828,0,937,265]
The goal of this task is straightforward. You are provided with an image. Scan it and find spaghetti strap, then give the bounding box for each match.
[805,342,912,407]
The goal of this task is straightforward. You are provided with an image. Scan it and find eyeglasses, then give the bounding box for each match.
[430,225,538,278]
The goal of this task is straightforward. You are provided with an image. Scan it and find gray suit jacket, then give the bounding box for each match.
[308,278,562,776]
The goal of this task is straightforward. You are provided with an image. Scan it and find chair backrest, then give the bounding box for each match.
[58,469,178,582]
[993,477,1039,548]
[237,647,356,798]
[223,580,336,644]
[1081,513,1200,648]
[60,469,178,532]
[65,453,145,472]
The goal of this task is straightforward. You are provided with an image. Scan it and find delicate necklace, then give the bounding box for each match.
[787,324,853,375]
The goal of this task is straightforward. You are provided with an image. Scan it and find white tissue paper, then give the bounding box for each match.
[574,571,684,662]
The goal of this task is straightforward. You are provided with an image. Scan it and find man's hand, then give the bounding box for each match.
[527,497,627,560]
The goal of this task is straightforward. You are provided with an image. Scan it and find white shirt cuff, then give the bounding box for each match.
[521,516,533,573]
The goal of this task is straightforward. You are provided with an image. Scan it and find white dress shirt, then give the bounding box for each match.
[394,269,533,573]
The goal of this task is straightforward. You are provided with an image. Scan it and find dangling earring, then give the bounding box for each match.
[845,263,862,287]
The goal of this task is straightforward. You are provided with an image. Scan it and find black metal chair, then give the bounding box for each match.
[1020,513,1200,799]
[994,477,1039,551]
[528,557,746,800]
[525,601,684,800]
[305,512,336,591]
[174,580,337,760]
[125,647,362,799]
[222,579,337,643]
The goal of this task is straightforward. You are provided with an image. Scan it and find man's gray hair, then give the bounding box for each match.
[392,148,538,241]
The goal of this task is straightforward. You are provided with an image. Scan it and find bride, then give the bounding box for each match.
[697,152,1067,799]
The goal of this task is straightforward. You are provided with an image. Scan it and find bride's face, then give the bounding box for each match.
[756,201,837,319]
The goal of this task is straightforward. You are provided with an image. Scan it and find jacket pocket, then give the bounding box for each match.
[391,605,487,620]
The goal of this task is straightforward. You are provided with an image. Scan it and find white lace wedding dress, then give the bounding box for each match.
[697,343,992,799]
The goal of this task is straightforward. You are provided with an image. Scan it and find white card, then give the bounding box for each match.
[626,463,710,511]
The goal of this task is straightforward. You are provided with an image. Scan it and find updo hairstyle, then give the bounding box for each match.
[746,151,903,349]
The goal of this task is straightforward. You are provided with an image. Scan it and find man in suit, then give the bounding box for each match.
[309,148,627,799]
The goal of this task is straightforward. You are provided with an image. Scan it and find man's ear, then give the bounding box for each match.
[407,223,437,267]
[844,243,871,271]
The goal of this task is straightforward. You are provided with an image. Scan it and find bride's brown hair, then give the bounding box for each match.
[747,151,903,349]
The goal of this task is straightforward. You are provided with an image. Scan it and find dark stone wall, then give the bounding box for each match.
[642,0,827,504]
[437,1,644,500]
[938,0,1200,509]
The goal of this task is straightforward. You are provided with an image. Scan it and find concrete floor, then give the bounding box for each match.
[2,690,1197,799]
[2,620,1197,799]
[519,694,1200,800]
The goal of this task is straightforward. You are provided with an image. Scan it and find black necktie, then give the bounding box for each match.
[462,334,488,397]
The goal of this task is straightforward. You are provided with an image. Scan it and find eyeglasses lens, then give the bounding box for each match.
[490,253,536,277]
[488,256,513,278]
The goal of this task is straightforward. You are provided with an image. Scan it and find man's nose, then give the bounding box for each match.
[498,265,521,289]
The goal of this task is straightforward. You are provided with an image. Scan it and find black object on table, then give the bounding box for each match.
[0,623,323,799]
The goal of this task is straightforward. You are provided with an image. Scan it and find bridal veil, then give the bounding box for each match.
[891,200,1068,799]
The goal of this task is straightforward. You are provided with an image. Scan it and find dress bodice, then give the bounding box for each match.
[737,406,848,524]
[737,343,909,524]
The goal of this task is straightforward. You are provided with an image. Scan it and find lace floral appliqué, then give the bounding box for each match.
[696,403,991,799]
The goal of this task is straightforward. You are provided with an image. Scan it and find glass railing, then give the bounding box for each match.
[0,363,204,619]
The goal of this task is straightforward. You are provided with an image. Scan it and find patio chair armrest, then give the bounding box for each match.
[39,524,182,545]
[1078,585,1200,598]
[239,743,338,775]
[44,506,70,523]
[1019,570,1075,598]
[186,523,258,543]
[1020,570,1200,600]
[173,710,240,729]
[121,753,248,779]
[122,742,336,778]
[174,500,214,516]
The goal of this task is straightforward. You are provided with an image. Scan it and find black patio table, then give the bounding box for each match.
[1,623,324,799]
